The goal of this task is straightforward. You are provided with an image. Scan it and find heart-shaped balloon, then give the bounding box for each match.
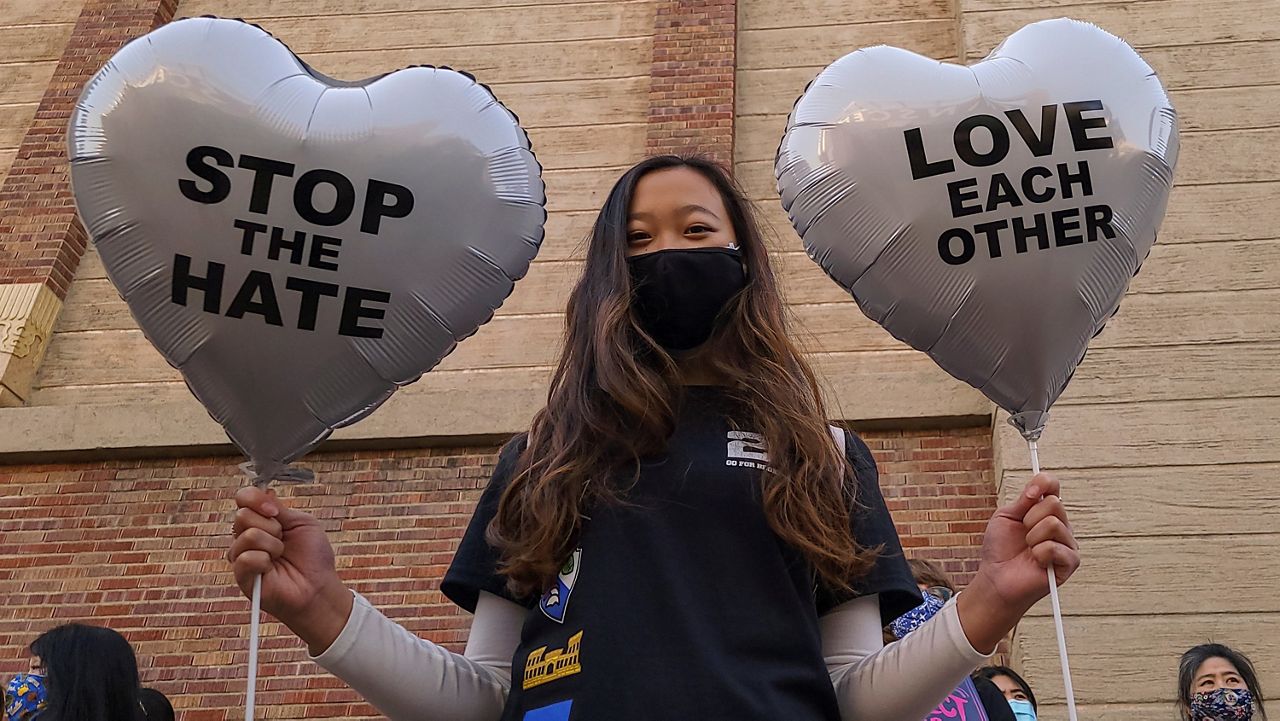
[776,19,1177,440]
[69,17,546,481]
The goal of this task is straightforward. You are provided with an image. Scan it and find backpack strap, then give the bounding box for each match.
[829,424,846,457]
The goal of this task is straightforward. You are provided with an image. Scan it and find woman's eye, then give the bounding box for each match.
[686,225,712,234]
[627,231,650,243]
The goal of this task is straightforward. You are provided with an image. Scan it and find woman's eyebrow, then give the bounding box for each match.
[680,204,721,220]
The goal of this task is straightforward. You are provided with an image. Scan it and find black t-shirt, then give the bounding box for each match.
[442,387,920,721]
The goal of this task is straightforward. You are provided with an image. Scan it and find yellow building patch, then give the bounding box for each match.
[522,630,583,690]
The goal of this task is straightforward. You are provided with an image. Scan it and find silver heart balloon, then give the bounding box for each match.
[777,18,1177,440]
[69,17,546,481]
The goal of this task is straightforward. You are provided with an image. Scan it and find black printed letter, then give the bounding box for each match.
[905,128,956,180]
[339,286,391,338]
[1064,100,1114,151]
[938,228,976,266]
[361,180,414,234]
[179,146,233,204]
[171,254,224,313]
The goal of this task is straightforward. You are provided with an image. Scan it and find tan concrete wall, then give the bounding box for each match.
[27,0,656,436]
[0,0,80,182]
[738,0,1280,718]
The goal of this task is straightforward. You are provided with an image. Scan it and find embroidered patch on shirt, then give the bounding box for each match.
[539,548,581,623]
[523,630,583,690]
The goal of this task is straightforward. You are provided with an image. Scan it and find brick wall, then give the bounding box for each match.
[870,426,998,590]
[0,447,497,721]
[0,427,994,719]
[647,0,737,165]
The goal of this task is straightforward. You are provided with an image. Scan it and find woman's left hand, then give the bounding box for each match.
[957,473,1081,653]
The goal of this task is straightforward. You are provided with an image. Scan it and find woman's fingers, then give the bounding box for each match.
[1031,540,1081,581]
[996,473,1062,522]
[1022,492,1067,526]
[1025,512,1078,550]
[233,506,283,539]
[227,527,285,565]
[232,550,272,592]
[234,485,280,517]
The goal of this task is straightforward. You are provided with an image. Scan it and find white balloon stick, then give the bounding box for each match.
[1029,439,1078,721]
[246,574,263,721]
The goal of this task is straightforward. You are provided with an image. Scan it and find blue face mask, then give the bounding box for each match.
[1008,698,1037,721]
[4,673,47,721]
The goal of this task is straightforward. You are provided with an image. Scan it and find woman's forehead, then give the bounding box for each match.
[1195,656,1241,678]
[630,167,727,216]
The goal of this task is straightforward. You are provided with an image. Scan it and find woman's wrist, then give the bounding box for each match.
[955,571,1033,655]
[285,579,355,657]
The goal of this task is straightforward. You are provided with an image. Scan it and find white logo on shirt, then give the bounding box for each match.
[726,431,772,471]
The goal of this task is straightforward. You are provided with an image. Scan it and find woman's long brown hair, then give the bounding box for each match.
[488,155,879,597]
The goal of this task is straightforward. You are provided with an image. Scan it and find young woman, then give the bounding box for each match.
[974,665,1039,721]
[1177,643,1267,720]
[15,623,145,721]
[228,156,1081,721]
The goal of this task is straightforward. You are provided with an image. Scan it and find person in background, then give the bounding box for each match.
[896,557,1014,721]
[974,665,1037,721]
[908,558,955,599]
[23,623,144,721]
[1177,643,1267,721]
[970,676,1018,721]
[139,688,175,721]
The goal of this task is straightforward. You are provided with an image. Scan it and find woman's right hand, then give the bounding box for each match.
[228,486,354,655]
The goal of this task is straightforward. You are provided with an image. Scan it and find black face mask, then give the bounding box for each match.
[627,247,747,351]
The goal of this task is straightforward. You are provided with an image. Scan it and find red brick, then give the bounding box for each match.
[647,0,736,166]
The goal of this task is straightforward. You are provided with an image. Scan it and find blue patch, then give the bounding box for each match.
[539,548,580,623]
[523,699,573,721]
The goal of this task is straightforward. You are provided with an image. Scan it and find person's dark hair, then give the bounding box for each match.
[30,623,142,721]
[908,557,955,592]
[1177,643,1267,720]
[974,665,1038,711]
[138,688,174,721]
[971,675,1018,721]
[489,154,879,596]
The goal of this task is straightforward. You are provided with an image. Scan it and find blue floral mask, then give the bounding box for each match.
[1190,687,1254,721]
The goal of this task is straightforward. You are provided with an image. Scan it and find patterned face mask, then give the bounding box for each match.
[1190,687,1254,721]
[889,590,946,640]
[4,673,47,721]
